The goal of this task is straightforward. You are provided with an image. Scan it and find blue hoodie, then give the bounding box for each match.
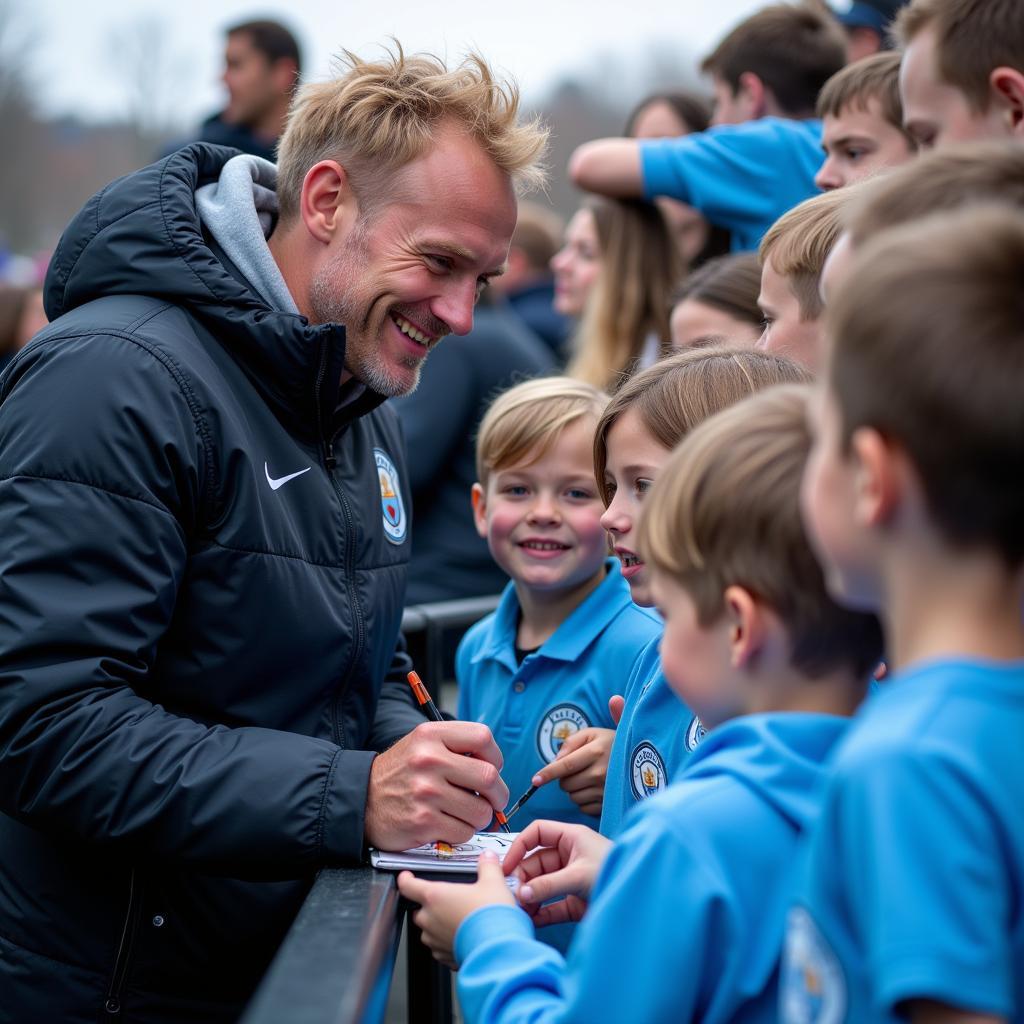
[454,712,849,1024]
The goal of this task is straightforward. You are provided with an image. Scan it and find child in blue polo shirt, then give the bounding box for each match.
[545,348,808,838]
[398,385,883,1024]
[456,377,661,838]
[782,206,1024,1023]
[569,4,846,251]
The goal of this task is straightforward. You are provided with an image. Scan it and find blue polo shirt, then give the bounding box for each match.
[781,658,1024,1023]
[599,635,704,838]
[640,118,823,252]
[457,559,661,832]
[455,713,851,1024]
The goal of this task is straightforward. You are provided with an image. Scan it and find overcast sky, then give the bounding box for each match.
[20,0,767,126]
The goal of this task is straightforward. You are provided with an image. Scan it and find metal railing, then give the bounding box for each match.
[240,595,501,1024]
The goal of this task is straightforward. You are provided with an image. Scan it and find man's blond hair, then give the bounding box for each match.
[845,139,1024,246]
[895,0,1024,112]
[637,385,883,679]
[759,189,849,320]
[476,377,607,485]
[276,45,548,221]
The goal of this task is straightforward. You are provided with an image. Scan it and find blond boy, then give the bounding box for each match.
[896,0,1024,149]
[757,188,849,370]
[784,205,1024,1023]
[815,52,917,190]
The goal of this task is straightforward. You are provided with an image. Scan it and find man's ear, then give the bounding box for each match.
[736,72,767,120]
[299,160,359,245]
[850,426,900,528]
[271,58,299,98]
[989,66,1024,135]
[471,483,489,540]
[724,585,764,669]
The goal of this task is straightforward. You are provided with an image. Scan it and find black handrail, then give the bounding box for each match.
[240,596,500,1024]
[240,868,403,1024]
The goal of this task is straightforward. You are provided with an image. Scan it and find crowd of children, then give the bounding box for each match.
[398,0,1024,1021]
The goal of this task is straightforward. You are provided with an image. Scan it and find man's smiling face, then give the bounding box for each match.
[310,125,517,396]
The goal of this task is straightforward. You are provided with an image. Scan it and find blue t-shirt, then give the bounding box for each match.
[599,634,704,838]
[455,713,851,1024]
[782,658,1024,1023]
[640,118,823,253]
[457,559,661,832]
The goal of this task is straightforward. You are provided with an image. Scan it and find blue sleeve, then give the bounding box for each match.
[838,748,1016,1017]
[639,122,818,242]
[455,812,734,1024]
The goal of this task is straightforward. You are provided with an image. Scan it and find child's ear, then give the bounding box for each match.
[723,585,764,669]
[850,427,899,528]
[470,482,489,540]
[990,66,1024,135]
[737,72,767,120]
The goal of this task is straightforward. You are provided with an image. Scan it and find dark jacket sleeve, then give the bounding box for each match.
[0,333,372,874]
[368,633,430,751]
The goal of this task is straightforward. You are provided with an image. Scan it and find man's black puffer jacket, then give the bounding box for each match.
[0,144,424,1023]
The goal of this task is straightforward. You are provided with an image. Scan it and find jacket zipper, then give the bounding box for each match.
[104,868,142,1015]
[314,340,367,747]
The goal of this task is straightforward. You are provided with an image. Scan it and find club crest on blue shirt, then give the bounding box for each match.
[684,715,706,752]
[374,448,406,545]
[629,741,667,800]
[780,907,846,1024]
[537,703,590,762]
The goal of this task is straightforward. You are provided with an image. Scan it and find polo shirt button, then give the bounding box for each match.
[513,681,526,693]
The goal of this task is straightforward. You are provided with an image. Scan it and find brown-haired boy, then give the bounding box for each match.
[815,52,917,190]
[896,0,1024,149]
[783,204,1024,1023]
[569,4,846,252]
[757,188,849,370]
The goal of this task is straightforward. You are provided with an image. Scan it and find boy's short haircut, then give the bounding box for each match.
[277,45,549,222]
[475,376,607,485]
[816,51,915,145]
[759,189,850,320]
[845,139,1024,245]
[894,0,1024,112]
[593,348,811,505]
[828,203,1024,567]
[701,3,847,118]
[671,252,763,331]
[638,385,884,679]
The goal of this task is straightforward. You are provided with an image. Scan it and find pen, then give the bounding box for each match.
[406,671,512,834]
[504,784,538,822]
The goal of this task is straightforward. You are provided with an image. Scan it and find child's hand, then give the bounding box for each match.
[502,819,612,927]
[397,852,515,970]
[530,726,615,816]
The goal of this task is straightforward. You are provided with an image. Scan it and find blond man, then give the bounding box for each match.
[0,47,547,1021]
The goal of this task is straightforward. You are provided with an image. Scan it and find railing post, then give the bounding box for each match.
[405,908,454,1024]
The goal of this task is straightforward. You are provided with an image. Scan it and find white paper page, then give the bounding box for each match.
[370,831,519,873]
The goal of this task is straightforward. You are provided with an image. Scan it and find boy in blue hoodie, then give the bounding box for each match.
[399,385,883,1024]
[782,206,1024,1023]
[570,4,847,252]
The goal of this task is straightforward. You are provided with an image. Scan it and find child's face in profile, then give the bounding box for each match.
[649,570,739,728]
[599,408,673,606]
[801,384,880,612]
[815,100,915,191]
[756,258,823,373]
[472,417,607,599]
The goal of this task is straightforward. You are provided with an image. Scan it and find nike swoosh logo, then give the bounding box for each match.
[265,462,312,491]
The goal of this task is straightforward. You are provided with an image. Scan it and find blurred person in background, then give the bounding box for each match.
[669,252,764,350]
[0,285,47,371]
[625,91,731,268]
[395,289,556,606]
[183,19,302,162]
[567,197,681,392]
[488,201,572,362]
[826,0,911,63]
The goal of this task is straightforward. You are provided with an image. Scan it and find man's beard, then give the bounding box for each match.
[308,240,422,398]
